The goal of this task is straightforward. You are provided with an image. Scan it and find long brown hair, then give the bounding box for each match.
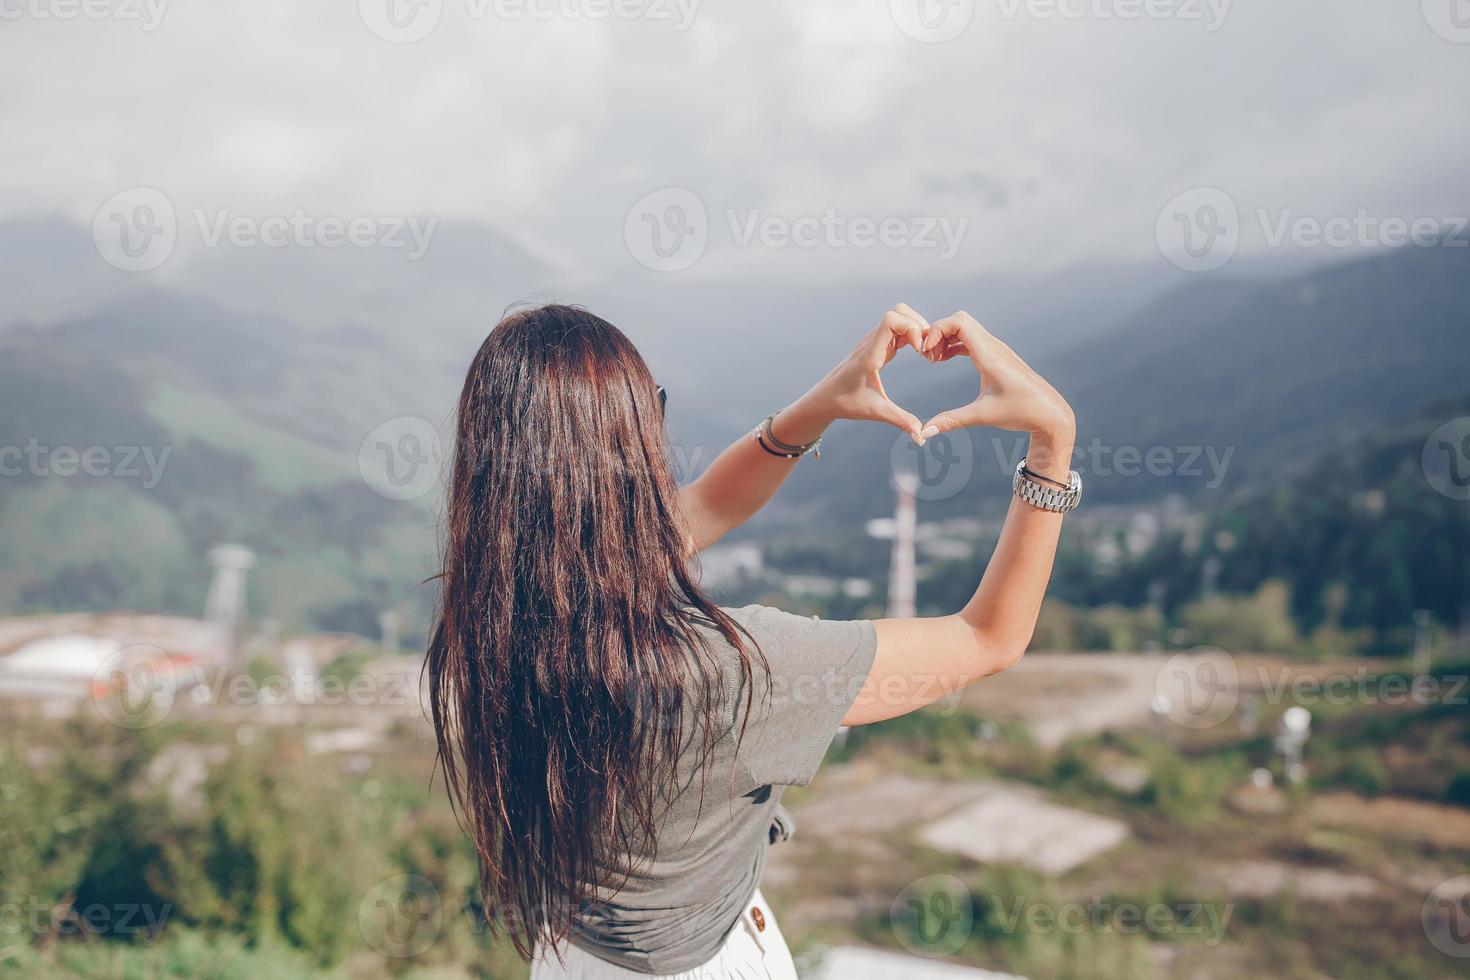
[426,304,760,959]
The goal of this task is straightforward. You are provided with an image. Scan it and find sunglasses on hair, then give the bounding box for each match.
[657,385,667,416]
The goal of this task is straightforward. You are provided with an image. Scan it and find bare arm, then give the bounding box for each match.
[844,311,1076,726]
[679,306,930,552]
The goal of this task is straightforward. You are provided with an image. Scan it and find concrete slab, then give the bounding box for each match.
[918,785,1128,876]
[811,945,1025,980]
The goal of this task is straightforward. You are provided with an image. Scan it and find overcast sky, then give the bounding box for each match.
[3,0,1468,282]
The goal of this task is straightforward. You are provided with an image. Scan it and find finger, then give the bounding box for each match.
[928,310,990,354]
[879,308,926,354]
[893,303,932,352]
[935,339,970,363]
[919,399,991,440]
[874,397,924,441]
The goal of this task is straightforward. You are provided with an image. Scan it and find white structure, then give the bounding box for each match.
[919,784,1129,876]
[0,634,122,698]
[1275,705,1311,785]
[814,946,1025,980]
[204,544,255,657]
[379,609,402,656]
[887,471,919,617]
[699,542,763,589]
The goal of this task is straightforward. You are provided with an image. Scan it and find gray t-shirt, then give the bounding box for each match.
[565,604,877,974]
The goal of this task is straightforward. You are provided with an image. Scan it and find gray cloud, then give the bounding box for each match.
[1,0,1466,281]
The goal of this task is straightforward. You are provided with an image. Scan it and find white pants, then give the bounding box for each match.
[531,889,798,980]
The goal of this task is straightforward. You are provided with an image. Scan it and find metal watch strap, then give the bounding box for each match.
[1013,458,1082,513]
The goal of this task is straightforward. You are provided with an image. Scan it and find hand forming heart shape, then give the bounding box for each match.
[806,304,1075,450]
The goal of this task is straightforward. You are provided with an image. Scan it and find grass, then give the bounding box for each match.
[147,383,352,494]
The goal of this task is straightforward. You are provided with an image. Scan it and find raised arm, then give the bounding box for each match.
[844,310,1077,726]
[679,306,931,553]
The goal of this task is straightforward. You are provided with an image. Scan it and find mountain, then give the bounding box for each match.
[4,214,1464,634]
[772,242,1470,525]
[1058,391,1470,647]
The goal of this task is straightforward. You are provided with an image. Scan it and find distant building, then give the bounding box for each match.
[699,542,763,589]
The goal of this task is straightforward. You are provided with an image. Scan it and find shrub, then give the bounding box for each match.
[1337,751,1389,798]
[1443,769,1470,807]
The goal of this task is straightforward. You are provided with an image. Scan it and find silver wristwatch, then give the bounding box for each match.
[1012,458,1082,513]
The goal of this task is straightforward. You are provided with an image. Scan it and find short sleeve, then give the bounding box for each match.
[728,605,877,788]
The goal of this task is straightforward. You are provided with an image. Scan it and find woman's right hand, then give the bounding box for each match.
[917,310,1075,473]
[795,304,930,442]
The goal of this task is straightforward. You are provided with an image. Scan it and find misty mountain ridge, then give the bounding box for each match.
[1,214,1467,629]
